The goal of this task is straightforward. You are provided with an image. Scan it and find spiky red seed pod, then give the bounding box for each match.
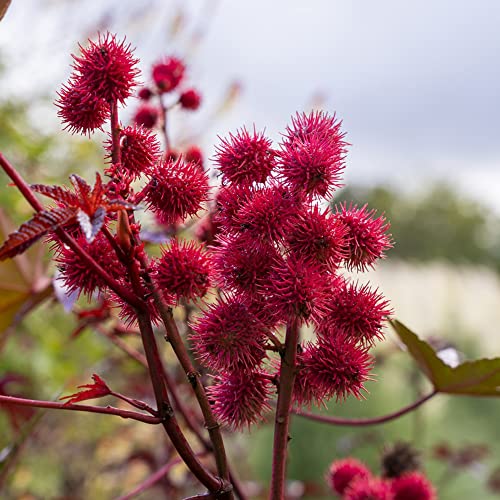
[319,281,392,345]
[105,125,161,178]
[184,145,204,168]
[207,371,272,429]
[112,289,162,327]
[345,476,394,500]
[153,239,211,302]
[285,205,347,268]
[212,233,278,295]
[133,105,159,129]
[335,203,392,271]
[179,88,202,110]
[152,56,185,93]
[236,184,300,243]
[302,335,373,401]
[55,78,110,136]
[278,111,347,199]
[71,33,140,104]
[214,184,255,231]
[138,87,153,100]
[214,127,276,186]
[292,350,328,408]
[391,472,436,500]
[263,254,330,323]
[55,233,125,297]
[327,458,371,495]
[190,297,268,373]
[143,157,210,225]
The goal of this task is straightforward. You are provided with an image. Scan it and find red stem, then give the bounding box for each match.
[270,320,300,500]
[0,394,161,424]
[293,390,438,426]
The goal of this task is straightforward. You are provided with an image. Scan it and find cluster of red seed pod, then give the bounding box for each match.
[327,457,436,500]
[53,32,393,431]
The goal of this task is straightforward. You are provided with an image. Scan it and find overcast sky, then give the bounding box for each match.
[1,0,499,210]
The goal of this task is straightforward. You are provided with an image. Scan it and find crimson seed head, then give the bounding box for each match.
[133,104,159,129]
[152,56,185,93]
[55,233,125,297]
[143,157,209,224]
[207,371,272,429]
[278,111,346,199]
[215,127,276,185]
[190,296,268,373]
[236,184,299,243]
[391,472,436,500]
[56,78,110,136]
[327,458,371,495]
[179,88,202,110]
[153,239,211,302]
[105,125,161,178]
[345,476,394,500]
[264,254,330,323]
[335,203,392,271]
[320,281,391,345]
[214,184,255,231]
[286,205,347,268]
[213,234,278,295]
[72,33,139,104]
[302,335,373,401]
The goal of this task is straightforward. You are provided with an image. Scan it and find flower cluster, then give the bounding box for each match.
[327,457,436,500]
[191,111,393,428]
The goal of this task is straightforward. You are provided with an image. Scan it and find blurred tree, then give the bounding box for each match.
[333,184,500,270]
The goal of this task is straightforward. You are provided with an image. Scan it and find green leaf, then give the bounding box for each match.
[390,320,500,397]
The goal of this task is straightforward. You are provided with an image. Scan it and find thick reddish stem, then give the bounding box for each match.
[293,391,438,426]
[0,394,161,424]
[270,320,300,500]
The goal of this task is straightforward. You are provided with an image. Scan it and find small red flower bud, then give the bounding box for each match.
[153,239,211,302]
[335,203,392,271]
[72,33,140,104]
[133,104,159,129]
[327,458,371,495]
[152,56,185,93]
[184,145,204,168]
[207,370,272,429]
[138,87,153,100]
[179,88,202,110]
[214,127,276,185]
[391,472,436,500]
[143,157,210,225]
[56,78,110,136]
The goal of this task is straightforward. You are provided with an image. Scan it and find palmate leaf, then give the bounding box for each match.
[31,183,80,207]
[0,206,76,261]
[391,320,500,397]
[60,374,111,405]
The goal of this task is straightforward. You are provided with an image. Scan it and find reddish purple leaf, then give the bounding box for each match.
[60,374,111,405]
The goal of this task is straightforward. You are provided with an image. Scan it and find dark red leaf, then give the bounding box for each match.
[31,183,80,207]
[69,174,92,210]
[0,206,77,261]
[88,172,105,212]
[60,374,111,405]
